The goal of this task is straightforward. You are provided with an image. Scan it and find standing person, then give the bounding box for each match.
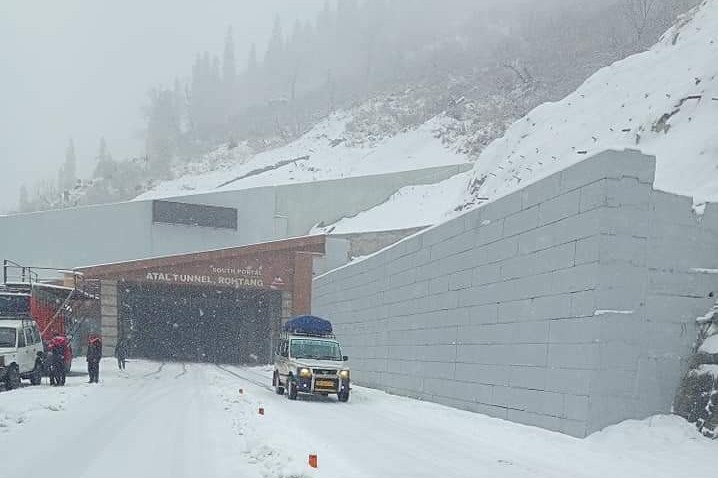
[87,335,103,383]
[51,336,67,386]
[115,338,127,370]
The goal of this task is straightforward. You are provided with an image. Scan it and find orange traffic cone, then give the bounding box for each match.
[308,454,318,468]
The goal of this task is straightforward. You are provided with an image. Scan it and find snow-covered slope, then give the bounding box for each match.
[319,0,718,234]
[137,112,470,200]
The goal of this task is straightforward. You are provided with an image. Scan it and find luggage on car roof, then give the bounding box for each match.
[283,315,333,336]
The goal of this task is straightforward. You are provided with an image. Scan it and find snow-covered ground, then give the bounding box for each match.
[138,113,470,201]
[1,359,716,478]
[316,0,718,234]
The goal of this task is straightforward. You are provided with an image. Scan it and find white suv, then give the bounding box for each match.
[0,320,44,390]
[273,333,351,402]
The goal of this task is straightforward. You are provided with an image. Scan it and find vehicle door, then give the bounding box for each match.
[277,339,290,379]
[18,327,33,373]
[28,326,43,366]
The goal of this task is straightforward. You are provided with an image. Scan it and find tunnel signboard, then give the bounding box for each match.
[138,254,291,290]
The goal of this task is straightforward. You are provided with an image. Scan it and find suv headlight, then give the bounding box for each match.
[339,370,350,380]
[299,367,312,378]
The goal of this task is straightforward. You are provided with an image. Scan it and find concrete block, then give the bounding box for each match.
[548,343,599,370]
[545,368,591,395]
[575,236,599,265]
[492,385,511,407]
[561,419,588,438]
[519,208,602,255]
[508,365,547,390]
[602,207,649,238]
[564,395,590,421]
[481,190,523,222]
[599,234,647,267]
[474,403,509,420]
[599,341,641,371]
[652,190,696,226]
[477,236,518,265]
[455,363,511,387]
[597,314,646,345]
[594,366,640,398]
[463,322,515,344]
[516,320,550,344]
[466,304,499,325]
[539,190,581,225]
[521,172,562,209]
[472,263,501,286]
[422,216,465,247]
[560,153,611,192]
[606,178,651,211]
[552,263,599,294]
[570,290,596,317]
[449,269,473,291]
[580,179,608,213]
[475,219,504,247]
[548,317,600,344]
[509,343,548,367]
[504,205,540,237]
[388,267,416,289]
[430,229,476,262]
[507,389,565,418]
[429,276,449,295]
[463,208,483,231]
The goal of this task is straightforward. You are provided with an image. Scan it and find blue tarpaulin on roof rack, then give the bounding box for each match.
[284,315,333,336]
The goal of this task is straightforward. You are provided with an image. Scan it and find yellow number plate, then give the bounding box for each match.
[316,380,335,388]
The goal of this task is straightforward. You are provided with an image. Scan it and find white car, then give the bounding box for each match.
[0,319,45,390]
[273,333,351,402]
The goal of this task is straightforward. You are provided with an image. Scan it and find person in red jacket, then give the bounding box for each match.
[86,335,103,383]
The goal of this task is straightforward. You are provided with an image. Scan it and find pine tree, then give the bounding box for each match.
[222,27,236,91]
[145,88,180,178]
[63,139,77,190]
[247,43,258,73]
[18,185,29,212]
[94,137,117,179]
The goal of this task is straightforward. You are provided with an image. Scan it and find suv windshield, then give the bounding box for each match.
[0,327,17,348]
[290,339,342,361]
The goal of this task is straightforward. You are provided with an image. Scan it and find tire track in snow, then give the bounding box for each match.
[141,361,165,378]
[214,364,274,392]
[174,362,188,379]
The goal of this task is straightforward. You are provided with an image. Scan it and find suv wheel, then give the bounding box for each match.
[30,361,43,385]
[273,371,284,395]
[287,379,298,400]
[338,389,350,402]
[5,365,21,390]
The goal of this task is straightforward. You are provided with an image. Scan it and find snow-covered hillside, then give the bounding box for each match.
[318,0,718,234]
[137,112,470,200]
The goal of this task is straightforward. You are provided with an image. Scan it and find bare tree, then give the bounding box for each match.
[623,0,658,46]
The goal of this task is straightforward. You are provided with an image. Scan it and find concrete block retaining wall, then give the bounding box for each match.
[313,150,718,437]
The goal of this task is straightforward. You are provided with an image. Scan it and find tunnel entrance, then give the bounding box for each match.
[119,282,281,364]
[74,236,326,363]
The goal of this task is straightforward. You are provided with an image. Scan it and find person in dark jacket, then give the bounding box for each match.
[115,339,128,370]
[87,335,103,383]
[50,337,67,386]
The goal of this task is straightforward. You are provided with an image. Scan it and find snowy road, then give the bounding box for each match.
[1,359,716,478]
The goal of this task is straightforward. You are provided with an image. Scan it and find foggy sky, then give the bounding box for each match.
[0,0,325,213]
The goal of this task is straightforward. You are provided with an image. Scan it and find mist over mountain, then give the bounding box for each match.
[10,0,699,214]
